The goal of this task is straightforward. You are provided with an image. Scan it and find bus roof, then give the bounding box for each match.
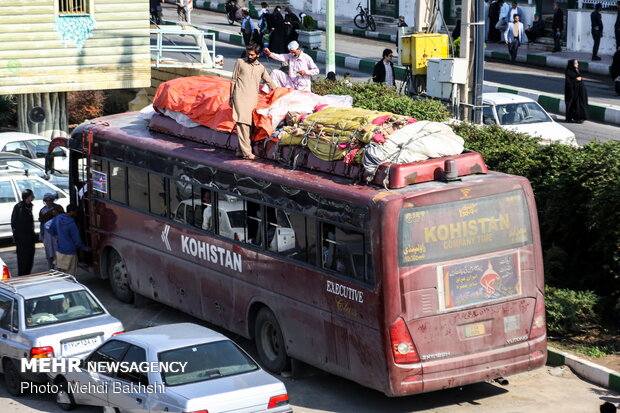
[74,113,501,205]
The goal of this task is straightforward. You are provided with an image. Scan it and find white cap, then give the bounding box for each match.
[287,40,300,51]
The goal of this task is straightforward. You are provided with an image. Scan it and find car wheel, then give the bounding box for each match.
[3,359,25,397]
[254,308,290,373]
[56,379,76,411]
[108,249,134,304]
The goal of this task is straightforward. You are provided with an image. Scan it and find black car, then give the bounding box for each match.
[0,152,69,190]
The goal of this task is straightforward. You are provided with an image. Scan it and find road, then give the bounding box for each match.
[0,244,618,412]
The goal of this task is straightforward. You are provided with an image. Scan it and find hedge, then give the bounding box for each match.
[313,80,620,308]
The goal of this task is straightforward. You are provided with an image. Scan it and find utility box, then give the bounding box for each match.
[426,58,454,99]
[437,58,469,84]
[401,33,449,75]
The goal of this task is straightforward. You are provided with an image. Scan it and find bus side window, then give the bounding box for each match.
[216,194,262,246]
[148,174,167,217]
[197,188,213,232]
[287,212,316,265]
[190,186,205,230]
[128,168,149,212]
[109,162,126,204]
[170,179,192,224]
[321,223,370,283]
[265,207,296,253]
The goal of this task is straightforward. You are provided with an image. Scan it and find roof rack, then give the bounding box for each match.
[0,271,77,292]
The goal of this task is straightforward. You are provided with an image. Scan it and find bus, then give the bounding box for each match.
[53,112,546,397]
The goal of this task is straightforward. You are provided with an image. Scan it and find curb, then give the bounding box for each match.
[547,346,620,392]
[485,49,611,77]
[163,19,620,126]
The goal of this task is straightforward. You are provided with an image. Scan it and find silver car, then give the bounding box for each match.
[55,323,292,413]
[0,271,124,396]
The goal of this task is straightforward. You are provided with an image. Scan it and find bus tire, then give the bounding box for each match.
[108,250,134,304]
[254,308,290,374]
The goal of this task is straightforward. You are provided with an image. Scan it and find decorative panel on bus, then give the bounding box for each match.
[398,189,532,266]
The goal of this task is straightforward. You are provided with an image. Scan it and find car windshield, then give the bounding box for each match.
[159,340,258,386]
[496,102,551,125]
[25,290,105,328]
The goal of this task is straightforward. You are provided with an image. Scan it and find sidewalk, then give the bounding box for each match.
[548,347,620,393]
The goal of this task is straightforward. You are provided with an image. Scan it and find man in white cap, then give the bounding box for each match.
[264,40,319,92]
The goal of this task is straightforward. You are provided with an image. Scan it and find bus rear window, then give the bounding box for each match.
[399,190,532,266]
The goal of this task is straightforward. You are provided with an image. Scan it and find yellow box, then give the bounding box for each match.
[401,34,449,75]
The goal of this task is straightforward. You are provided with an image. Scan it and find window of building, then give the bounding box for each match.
[58,0,89,15]
[109,162,126,204]
[128,168,149,212]
[149,174,167,217]
[321,222,373,284]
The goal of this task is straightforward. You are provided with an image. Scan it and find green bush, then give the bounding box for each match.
[545,286,600,336]
[300,15,317,31]
[312,79,450,122]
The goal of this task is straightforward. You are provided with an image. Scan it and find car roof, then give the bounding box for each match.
[0,271,86,299]
[0,132,51,142]
[483,93,535,105]
[116,323,228,351]
[0,152,39,162]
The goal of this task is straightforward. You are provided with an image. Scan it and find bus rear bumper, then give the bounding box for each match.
[388,334,547,397]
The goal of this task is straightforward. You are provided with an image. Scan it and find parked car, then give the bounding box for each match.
[54,323,292,413]
[0,152,68,190]
[0,256,9,280]
[0,132,69,174]
[0,170,70,238]
[482,93,578,146]
[0,271,124,396]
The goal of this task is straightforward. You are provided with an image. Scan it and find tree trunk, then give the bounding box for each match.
[17,92,68,138]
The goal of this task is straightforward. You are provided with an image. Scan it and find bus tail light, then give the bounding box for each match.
[529,297,546,339]
[389,317,420,364]
[234,232,240,241]
[1,265,10,280]
[30,346,54,359]
[267,394,289,409]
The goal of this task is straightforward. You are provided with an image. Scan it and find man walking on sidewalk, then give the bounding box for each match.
[552,2,564,52]
[372,48,396,86]
[47,204,90,276]
[591,3,603,61]
[504,14,526,63]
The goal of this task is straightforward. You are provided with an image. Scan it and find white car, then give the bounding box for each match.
[482,93,578,146]
[0,170,70,238]
[54,323,292,413]
[0,132,69,174]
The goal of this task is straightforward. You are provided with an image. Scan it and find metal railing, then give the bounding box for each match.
[150,26,217,69]
[0,271,77,292]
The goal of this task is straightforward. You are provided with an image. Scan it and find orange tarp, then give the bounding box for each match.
[152,75,291,141]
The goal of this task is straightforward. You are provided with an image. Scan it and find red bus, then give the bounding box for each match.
[56,112,546,397]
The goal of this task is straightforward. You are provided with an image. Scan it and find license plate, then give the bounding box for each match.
[465,323,486,338]
[62,336,102,356]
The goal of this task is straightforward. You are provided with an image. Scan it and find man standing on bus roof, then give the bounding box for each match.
[47,204,90,276]
[229,43,277,160]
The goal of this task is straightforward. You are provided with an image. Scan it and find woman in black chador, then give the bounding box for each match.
[564,59,589,123]
[268,6,288,53]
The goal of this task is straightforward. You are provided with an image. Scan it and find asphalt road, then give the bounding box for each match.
[0,244,618,412]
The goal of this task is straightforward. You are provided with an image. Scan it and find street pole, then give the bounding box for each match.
[325,0,335,74]
[458,0,484,122]
[459,0,472,120]
[472,0,484,124]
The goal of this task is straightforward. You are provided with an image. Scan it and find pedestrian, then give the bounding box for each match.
[229,44,277,159]
[552,2,564,52]
[488,0,502,43]
[508,1,523,23]
[615,1,620,47]
[264,40,320,91]
[452,7,462,40]
[258,2,271,36]
[600,402,617,413]
[397,15,408,27]
[611,46,620,95]
[372,48,396,86]
[39,193,64,269]
[240,8,257,47]
[525,13,545,43]
[504,13,526,63]
[564,59,589,123]
[149,0,163,25]
[496,0,510,34]
[47,204,90,276]
[176,0,192,24]
[269,5,288,53]
[284,8,300,44]
[11,189,35,276]
[591,3,603,61]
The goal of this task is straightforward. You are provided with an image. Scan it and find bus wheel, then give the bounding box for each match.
[108,250,134,304]
[254,308,290,373]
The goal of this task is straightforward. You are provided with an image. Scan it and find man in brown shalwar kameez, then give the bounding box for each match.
[229,44,277,159]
